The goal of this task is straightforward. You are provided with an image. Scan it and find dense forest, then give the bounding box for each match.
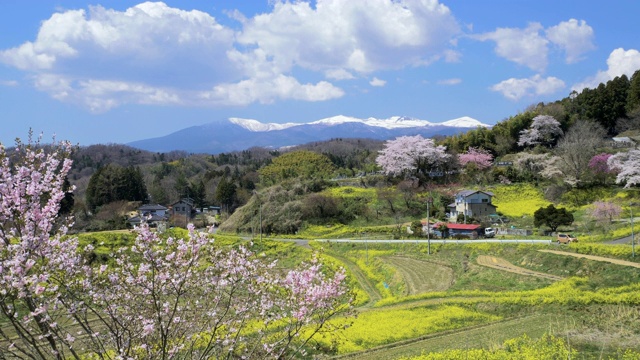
[63,69,640,233]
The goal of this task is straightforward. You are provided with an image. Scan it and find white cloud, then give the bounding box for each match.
[437,78,461,85]
[201,75,344,106]
[474,18,595,71]
[325,68,355,80]
[572,48,640,91]
[33,73,182,113]
[546,19,595,63]
[0,80,18,87]
[0,3,243,110]
[0,1,462,111]
[443,49,462,63]
[237,0,460,74]
[474,23,548,72]
[369,77,386,87]
[491,74,565,101]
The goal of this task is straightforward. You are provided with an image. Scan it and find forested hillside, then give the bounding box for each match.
[61,69,640,234]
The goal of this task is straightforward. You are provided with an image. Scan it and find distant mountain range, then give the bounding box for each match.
[128,115,490,154]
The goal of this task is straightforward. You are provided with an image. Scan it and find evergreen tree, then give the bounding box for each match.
[85,164,148,211]
[534,205,574,232]
[191,179,207,210]
[627,69,640,113]
[216,177,237,211]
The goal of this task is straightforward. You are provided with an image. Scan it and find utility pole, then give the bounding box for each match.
[631,203,635,258]
[427,196,433,255]
[253,191,263,244]
[259,200,262,244]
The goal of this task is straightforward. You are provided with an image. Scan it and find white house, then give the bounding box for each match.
[448,190,497,222]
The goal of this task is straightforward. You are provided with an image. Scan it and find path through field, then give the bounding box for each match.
[476,255,564,281]
[382,256,454,295]
[329,254,382,307]
[539,249,640,268]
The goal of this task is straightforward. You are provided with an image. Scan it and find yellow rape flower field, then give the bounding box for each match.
[308,240,640,359]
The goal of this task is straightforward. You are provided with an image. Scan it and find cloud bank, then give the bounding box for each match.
[0,1,461,112]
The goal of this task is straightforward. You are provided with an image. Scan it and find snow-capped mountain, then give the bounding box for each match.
[228,117,299,132]
[229,115,489,132]
[128,115,491,154]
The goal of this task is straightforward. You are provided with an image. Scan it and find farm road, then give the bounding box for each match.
[539,249,640,268]
[476,255,564,281]
[606,234,636,245]
[328,254,382,307]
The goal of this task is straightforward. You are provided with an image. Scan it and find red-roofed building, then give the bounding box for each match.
[426,222,485,239]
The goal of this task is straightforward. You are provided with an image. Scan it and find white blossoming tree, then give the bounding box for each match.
[517,115,563,148]
[376,135,450,181]
[608,149,640,188]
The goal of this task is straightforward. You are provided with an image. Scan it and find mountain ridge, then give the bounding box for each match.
[128,115,490,154]
[229,115,489,132]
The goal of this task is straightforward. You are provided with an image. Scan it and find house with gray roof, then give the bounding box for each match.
[448,190,497,222]
[128,203,168,226]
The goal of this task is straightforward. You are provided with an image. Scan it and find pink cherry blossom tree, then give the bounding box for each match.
[517,115,563,148]
[458,147,494,184]
[0,135,352,359]
[587,201,622,224]
[0,134,83,359]
[76,224,350,359]
[458,147,493,170]
[608,150,640,188]
[376,135,450,179]
[588,153,615,184]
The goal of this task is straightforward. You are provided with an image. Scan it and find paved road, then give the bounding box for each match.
[606,234,636,245]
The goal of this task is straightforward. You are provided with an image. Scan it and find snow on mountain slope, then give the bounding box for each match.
[230,115,490,132]
[229,117,298,132]
[440,116,490,128]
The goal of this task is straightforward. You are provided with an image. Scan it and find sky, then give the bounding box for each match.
[1,0,640,147]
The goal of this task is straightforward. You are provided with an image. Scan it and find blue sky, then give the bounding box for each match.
[1,1,639,146]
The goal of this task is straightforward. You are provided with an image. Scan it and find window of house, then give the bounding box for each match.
[482,199,488,203]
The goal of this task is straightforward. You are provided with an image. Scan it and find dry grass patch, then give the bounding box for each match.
[382,256,455,295]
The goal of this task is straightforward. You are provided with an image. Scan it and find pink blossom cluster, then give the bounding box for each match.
[588,153,614,174]
[458,147,493,170]
[587,201,622,223]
